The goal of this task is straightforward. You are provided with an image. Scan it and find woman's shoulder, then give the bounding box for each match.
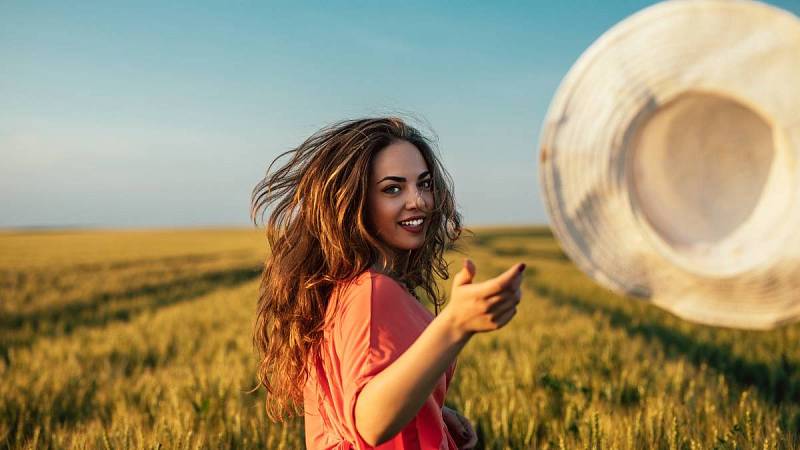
[334,268,407,303]
[329,269,410,320]
[326,268,428,356]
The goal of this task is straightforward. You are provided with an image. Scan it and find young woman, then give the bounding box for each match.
[251,117,525,449]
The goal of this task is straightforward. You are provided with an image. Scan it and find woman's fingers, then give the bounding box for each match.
[444,407,478,449]
[479,263,525,297]
[447,262,525,334]
[460,418,478,449]
[485,286,522,312]
[489,301,517,323]
[494,290,521,323]
[486,293,514,313]
[442,407,470,443]
[494,304,518,327]
[510,268,524,292]
[454,411,478,449]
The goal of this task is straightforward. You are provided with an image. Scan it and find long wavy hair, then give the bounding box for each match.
[250,117,464,421]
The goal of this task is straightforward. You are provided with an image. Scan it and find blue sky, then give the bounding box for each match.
[2,0,798,228]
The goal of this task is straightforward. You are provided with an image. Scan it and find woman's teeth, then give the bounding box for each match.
[400,218,423,226]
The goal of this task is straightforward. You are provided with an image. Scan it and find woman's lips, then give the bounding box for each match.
[398,218,424,234]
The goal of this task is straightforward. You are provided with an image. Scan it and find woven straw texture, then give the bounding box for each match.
[539,0,800,329]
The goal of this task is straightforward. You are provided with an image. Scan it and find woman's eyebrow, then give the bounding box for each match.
[377,171,431,184]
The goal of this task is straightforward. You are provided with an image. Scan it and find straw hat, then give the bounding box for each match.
[538,0,800,329]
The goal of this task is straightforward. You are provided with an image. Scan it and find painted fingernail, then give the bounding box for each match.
[518,263,526,273]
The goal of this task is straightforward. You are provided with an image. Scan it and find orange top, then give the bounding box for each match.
[303,269,458,450]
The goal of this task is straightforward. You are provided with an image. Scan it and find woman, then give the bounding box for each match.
[251,117,525,449]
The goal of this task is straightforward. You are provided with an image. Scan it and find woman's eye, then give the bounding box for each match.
[383,186,400,194]
[420,179,433,190]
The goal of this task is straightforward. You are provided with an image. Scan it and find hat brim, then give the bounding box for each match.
[539,0,800,329]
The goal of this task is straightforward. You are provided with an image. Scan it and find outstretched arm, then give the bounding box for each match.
[354,260,525,446]
[355,307,471,446]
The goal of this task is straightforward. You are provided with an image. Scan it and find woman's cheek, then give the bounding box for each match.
[423,193,434,211]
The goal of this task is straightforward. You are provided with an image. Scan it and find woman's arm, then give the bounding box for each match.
[355,307,470,445]
[354,260,524,446]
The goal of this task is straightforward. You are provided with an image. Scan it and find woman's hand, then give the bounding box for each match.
[442,406,477,449]
[442,259,525,337]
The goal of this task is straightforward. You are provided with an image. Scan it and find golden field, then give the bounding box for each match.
[1,226,799,449]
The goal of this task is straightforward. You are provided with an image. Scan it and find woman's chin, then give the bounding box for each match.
[384,230,426,252]
[389,241,424,252]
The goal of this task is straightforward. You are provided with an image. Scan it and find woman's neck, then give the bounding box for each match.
[370,249,410,276]
[370,260,420,301]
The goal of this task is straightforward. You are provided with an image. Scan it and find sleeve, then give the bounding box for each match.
[303,379,328,449]
[334,277,376,449]
[445,357,457,391]
[334,273,432,449]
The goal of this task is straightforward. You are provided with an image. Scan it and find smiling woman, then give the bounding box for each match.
[368,140,435,255]
[250,117,524,449]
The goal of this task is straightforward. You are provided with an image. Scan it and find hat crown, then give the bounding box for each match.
[539,0,800,329]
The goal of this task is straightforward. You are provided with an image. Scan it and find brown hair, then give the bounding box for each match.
[250,117,464,421]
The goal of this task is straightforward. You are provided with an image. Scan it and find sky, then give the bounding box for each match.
[2,0,799,229]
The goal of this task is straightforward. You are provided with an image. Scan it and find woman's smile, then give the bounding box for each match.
[368,140,434,250]
[398,216,425,233]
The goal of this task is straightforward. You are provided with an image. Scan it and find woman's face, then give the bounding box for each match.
[367,140,434,252]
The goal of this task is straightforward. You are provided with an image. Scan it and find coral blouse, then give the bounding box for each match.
[303,268,458,450]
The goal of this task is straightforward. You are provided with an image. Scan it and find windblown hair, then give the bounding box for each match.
[250,117,464,421]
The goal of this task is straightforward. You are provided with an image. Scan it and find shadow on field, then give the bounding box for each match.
[493,248,568,261]
[0,264,261,362]
[529,280,799,408]
[69,250,255,274]
[468,227,554,247]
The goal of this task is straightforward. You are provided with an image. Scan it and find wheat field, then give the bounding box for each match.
[1,226,799,449]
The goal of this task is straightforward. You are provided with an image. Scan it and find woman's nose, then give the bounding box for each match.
[406,188,428,210]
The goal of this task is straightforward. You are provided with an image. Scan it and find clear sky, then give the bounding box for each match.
[2,0,799,228]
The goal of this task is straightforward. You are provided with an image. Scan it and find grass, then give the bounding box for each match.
[1,226,798,449]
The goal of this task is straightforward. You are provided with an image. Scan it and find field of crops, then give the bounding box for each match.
[1,226,799,449]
